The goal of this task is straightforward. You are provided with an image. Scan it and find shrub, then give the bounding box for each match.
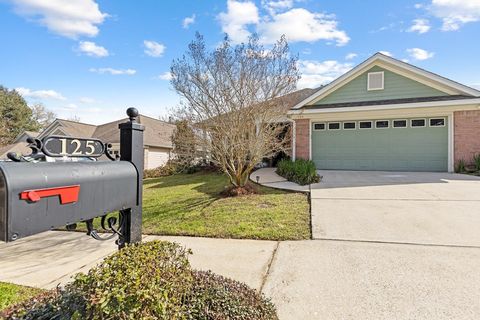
[1,286,86,320]
[187,270,278,320]
[144,161,179,178]
[455,159,466,173]
[5,241,278,320]
[473,154,480,172]
[76,241,193,319]
[276,159,320,185]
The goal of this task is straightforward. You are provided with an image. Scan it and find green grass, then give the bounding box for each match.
[83,172,310,240]
[141,172,310,240]
[0,282,43,311]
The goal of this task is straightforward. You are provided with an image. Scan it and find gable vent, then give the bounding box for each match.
[367,71,384,91]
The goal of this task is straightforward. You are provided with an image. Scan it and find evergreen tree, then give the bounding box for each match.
[0,86,40,146]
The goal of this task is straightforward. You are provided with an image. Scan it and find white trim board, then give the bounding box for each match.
[289,98,480,115]
[291,52,480,110]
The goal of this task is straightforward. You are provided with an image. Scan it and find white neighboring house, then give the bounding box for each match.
[0,115,175,169]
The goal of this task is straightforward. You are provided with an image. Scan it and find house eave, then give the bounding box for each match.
[288,98,480,116]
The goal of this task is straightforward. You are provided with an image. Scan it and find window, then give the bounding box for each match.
[343,122,356,130]
[429,118,446,127]
[359,121,373,129]
[393,120,407,128]
[313,123,325,130]
[367,72,384,91]
[375,120,389,129]
[411,119,426,127]
[328,122,340,130]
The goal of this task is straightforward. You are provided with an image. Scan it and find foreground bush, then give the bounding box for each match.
[276,159,320,185]
[5,241,277,320]
[188,271,277,320]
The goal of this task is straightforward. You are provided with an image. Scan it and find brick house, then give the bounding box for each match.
[288,53,480,172]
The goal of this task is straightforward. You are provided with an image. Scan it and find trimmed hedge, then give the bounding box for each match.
[276,159,320,186]
[4,241,277,320]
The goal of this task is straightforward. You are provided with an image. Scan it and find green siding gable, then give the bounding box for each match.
[313,66,449,105]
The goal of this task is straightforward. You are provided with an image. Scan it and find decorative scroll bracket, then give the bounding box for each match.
[7,137,43,162]
[85,210,128,246]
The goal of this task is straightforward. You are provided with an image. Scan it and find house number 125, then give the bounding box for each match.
[42,135,105,158]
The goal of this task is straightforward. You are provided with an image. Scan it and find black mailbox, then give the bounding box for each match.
[0,161,138,242]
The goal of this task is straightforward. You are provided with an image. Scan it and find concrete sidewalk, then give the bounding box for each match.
[0,231,277,290]
[250,167,321,192]
[2,231,480,319]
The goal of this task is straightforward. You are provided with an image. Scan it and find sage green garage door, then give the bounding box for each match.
[311,117,448,171]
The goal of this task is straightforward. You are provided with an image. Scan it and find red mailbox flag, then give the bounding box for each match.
[20,185,80,204]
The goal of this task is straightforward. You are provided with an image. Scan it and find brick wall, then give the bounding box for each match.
[294,119,310,160]
[454,110,480,164]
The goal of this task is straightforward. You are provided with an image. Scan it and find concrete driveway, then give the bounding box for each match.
[262,170,480,319]
[311,170,480,246]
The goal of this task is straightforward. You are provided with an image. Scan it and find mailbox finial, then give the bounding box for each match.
[126,107,139,122]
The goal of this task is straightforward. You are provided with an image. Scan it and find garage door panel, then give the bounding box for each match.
[311,117,448,171]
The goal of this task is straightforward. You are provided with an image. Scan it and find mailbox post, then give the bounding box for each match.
[0,107,145,250]
[118,107,144,247]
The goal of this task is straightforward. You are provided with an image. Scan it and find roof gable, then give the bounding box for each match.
[37,115,175,149]
[92,115,175,149]
[292,53,480,110]
[314,65,448,106]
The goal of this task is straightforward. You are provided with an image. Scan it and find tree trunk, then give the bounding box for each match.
[227,167,251,188]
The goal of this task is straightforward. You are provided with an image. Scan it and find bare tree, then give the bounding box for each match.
[171,33,299,189]
[30,103,56,129]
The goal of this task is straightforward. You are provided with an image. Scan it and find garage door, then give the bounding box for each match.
[311,117,448,171]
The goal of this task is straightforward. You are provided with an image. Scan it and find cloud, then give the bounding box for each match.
[65,103,78,110]
[302,48,312,55]
[10,0,107,38]
[79,97,95,104]
[428,0,480,31]
[89,68,136,75]
[156,72,173,80]
[370,22,396,33]
[182,14,196,29]
[218,1,349,46]
[16,87,66,100]
[408,18,431,33]
[262,0,293,15]
[143,40,166,57]
[218,0,259,43]
[78,41,109,57]
[345,53,357,60]
[379,50,393,57]
[407,48,434,60]
[258,8,349,45]
[297,60,353,89]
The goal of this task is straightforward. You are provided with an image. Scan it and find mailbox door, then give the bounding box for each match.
[0,161,138,242]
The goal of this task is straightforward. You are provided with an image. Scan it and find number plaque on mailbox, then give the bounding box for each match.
[42,136,105,157]
[0,107,144,249]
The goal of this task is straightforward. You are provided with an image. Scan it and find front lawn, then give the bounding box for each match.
[141,172,310,240]
[0,282,43,311]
